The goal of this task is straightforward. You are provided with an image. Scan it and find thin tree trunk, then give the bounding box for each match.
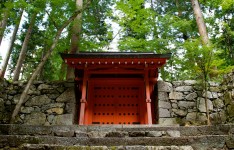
[204,76,211,125]
[191,0,211,125]
[11,1,91,122]
[13,12,37,81]
[66,0,83,80]
[0,10,23,79]
[191,0,209,45]
[0,10,9,46]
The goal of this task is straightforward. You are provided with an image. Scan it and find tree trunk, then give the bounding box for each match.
[0,10,9,46]
[191,0,209,45]
[66,0,83,80]
[13,12,37,81]
[0,10,23,79]
[11,1,91,122]
[191,0,211,125]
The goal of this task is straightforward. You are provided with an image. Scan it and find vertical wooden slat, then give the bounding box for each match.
[79,65,88,125]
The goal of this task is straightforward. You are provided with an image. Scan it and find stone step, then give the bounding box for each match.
[0,134,233,149]
[0,124,233,137]
[13,144,196,150]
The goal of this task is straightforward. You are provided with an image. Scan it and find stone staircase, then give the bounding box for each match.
[0,124,234,150]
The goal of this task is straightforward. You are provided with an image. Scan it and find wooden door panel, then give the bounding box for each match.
[87,79,145,125]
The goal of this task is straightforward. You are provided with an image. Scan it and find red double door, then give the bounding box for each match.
[84,79,147,125]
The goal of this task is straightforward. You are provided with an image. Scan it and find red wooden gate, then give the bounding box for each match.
[85,79,146,125]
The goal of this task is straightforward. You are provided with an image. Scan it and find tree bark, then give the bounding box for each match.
[11,0,91,122]
[0,10,23,79]
[66,0,83,80]
[0,10,9,46]
[191,0,209,45]
[12,12,37,81]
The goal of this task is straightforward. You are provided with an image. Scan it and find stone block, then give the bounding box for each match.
[0,98,5,112]
[25,95,51,106]
[172,103,178,108]
[129,131,145,137]
[146,131,165,137]
[172,109,187,117]
[24,112,46,125]
[172,81,184,86]
[159,108,171,118]
[28,89,40,95]
[224,91,232,105]
[38,84,52,90]
[20,107,34,114]
[213,99,224,108]
[13,94,29,104]
[47,93,60,99]
[203,91,218,99]
[186,112,197,122]
[227,104,234,117]
[208,81,219,87]
[41,103,65,112]
[159,101,171,109]
[198,97,213,112]
[175,86,193,92]
[209,87,220,92]
[53,114,73,125]
[105,131,127,137]
[197,113,207,123]
[88,131,108,138]
[57,86,65,93]
[56,88,75,103]
[158,81,172,92]
[158,118,177,125]
[226,135,234,149]
[167,130,180,137]
[158,92,169,101]
[184,80,196,85]
[65,102,76,114]
[185,92,197,100]
[54,130,74,137]
[47,115,55,123]
[46,108,64,115]
[75,131,90,137]
[178,101,195,109]
[210,112,226,123]
[169,92,183,100]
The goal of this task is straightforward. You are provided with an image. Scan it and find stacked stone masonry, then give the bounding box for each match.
[0,70,234,125]
[158,70,234,125]
[0,80,76,125]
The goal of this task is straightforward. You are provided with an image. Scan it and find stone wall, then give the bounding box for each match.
[158,71,234,125]
[0,80,77,125]
[1,70,234,125]
[222,71,234,122]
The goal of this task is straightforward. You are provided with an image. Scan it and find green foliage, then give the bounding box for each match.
[2,0,234,81]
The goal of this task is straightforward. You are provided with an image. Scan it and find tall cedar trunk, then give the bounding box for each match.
[0,10,23,79]
[13,12,37,81]
[191,0,211,125]
[66,0,83,80]
[11,1,91,122]
[0,10,9,46]
[191,0,209,45]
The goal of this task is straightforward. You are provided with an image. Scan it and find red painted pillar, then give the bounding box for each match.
[79,65,88,125]
[145,65,152,125]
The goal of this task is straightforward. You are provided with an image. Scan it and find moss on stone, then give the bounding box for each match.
[227,104,234,118]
